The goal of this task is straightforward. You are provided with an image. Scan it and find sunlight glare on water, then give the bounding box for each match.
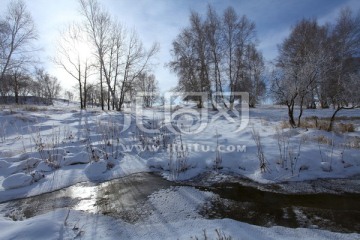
[71,185,98,213]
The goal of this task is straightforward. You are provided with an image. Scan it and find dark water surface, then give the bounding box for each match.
[200,182,360,233]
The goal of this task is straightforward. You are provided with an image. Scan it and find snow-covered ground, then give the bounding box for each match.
[1,207,358,240]
[0,101,359,239]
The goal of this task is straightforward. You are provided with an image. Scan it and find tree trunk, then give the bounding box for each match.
[14,73,19,104]
[118,80,126,111]
[197,97,204,108]
[229,86,235,110]
[327,106,343,132]
[107,89,110,110]
[83,76,87,110]
[79,83,83,109]
[78,64,83,109]
[320,100,328,109]
[100,65,104,110]
[209,91,217,110]
[287,101,296,128]
[297,96,305,127]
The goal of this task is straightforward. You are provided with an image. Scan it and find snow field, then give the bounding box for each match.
[0,102,359,239]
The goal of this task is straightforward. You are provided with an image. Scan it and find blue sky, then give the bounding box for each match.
[3,0,360,93]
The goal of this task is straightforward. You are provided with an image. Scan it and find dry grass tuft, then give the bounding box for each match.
[280,116,356,133]
[23,106,40,112]
[302,117,328,130]
[337,123,355,133]
[280,120,291,129]
[314,135,332,145]
[346,136,360,149]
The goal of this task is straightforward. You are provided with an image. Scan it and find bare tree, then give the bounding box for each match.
[272,9,360,130]
[79,0,110,110]
[135,72,159,107]
[223,7,257,110]
[272,19,329,127]
[54,22,94,109]
[64,90,74,105]
[107,22,125,110]
[169,27,200,93]
[243,44,266,107]
[325,8,360,131]
[205,5,225,107]
[116,30,159,110]
[79,0,159,111]
[34,68,62,105]
[0,68,32,104]
[0,0,38,96]
[169,5,262,109]
[170,11,210,108]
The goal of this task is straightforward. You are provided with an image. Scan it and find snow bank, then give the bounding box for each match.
[2,173,33,190]
[84,160,107,181]
[0,209,66,240]
[36,161,53,172]
[7,158,40,175]
[62,151,90,166]
[0,209,358,240]
[147,157,170,171]
[0,160,10,169]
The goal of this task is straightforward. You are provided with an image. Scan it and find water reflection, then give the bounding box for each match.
[72,185,98,213]
[1,173,175,222]
[200,182,360,233]
[92,173,175,222]
[1,173,360,233]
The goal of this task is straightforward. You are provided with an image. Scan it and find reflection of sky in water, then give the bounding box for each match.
[71,173,175,215]
[71,185,98,213]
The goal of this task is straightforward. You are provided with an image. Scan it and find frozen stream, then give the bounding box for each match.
[1,172,359,233]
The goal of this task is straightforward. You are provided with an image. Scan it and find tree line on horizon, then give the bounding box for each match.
[0,0,359,129]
